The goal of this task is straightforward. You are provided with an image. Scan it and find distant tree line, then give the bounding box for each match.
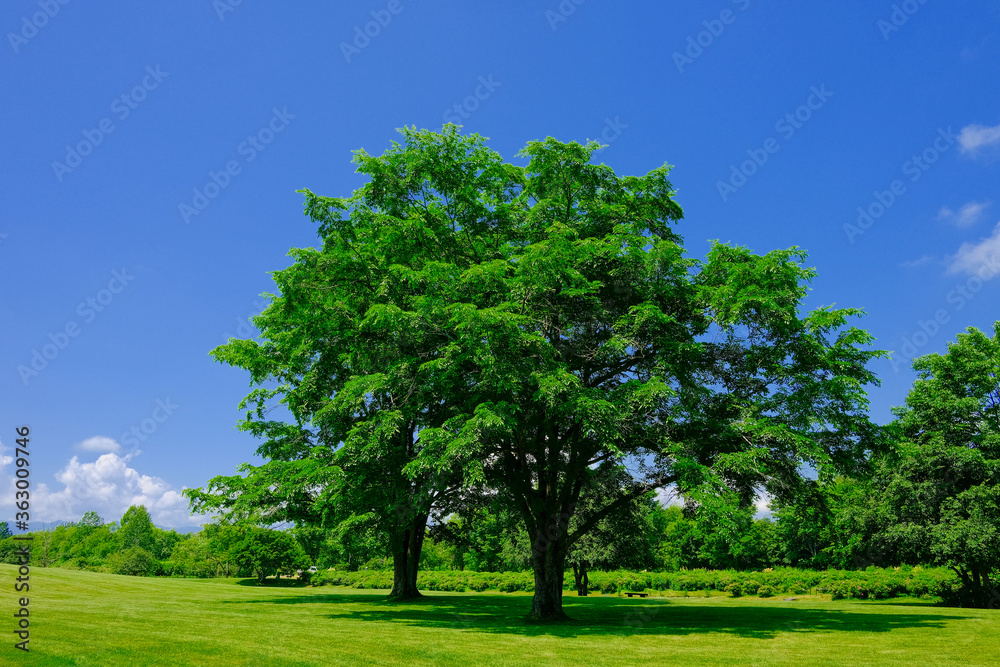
[5,381,998,606]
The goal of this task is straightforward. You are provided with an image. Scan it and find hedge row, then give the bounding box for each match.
[313,566,959,600]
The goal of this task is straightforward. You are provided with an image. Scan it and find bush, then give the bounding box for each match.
[466,578,490,592]
[113,547,158,577]
[789,581,809,595]
[496,578,520,592]
[231,528,311,584]
[276,565,962,601]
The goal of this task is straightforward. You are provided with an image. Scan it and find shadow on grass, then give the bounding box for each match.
[228,590,967,639]
[234,578,309,588]
[860,600,951,608]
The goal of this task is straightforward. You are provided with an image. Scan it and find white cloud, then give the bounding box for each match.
[1,452,206,529]
[754,492,771,519]
[945,221,1000,277]
[901,255,934,269]
[0,439,12,470]
[654,485,771,519]
[938,201,992,228]
[655,486,681,507]
[76,436,122,454]
[958,123,1000,156]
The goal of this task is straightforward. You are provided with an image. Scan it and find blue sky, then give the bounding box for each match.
[2,1,999,530]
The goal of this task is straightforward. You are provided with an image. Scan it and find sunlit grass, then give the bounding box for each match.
[2,564,998,666]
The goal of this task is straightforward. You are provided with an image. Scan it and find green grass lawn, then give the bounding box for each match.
[3,564,999,666]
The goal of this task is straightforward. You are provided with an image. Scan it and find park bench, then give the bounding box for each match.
[625,592,649,598]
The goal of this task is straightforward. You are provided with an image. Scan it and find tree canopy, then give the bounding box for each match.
[231,527,311,585]
[186,125,886,620]
[873,322,1000,606]
[118,505,155,552]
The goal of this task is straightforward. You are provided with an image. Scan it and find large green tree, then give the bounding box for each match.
[874,323,1000,607]
[421,137,884,619]
[188,125,884,619]
[185,125,522,599]
[118,505,155,552]
[231,527,311,584]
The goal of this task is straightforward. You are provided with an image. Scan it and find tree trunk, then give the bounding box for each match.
[388,513,428,600]
[572,562,589,596]
[528,519,570,620]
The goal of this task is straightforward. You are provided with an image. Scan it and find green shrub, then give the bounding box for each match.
[788,581,808,595]
[828,581,849,600]
[113,547,158,577]
[497,578,521,593]
[303,565,959,601]
[466,578,490,592]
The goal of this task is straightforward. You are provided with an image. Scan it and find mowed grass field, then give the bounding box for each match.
[2,564,999,666]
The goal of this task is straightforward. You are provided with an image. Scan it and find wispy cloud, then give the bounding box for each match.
[901,255,934,269]
[938,200,992,228]
[945,221,1000,277]
[76,436,122,454]
[958,123,1000,156]
[0,439,12,469]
